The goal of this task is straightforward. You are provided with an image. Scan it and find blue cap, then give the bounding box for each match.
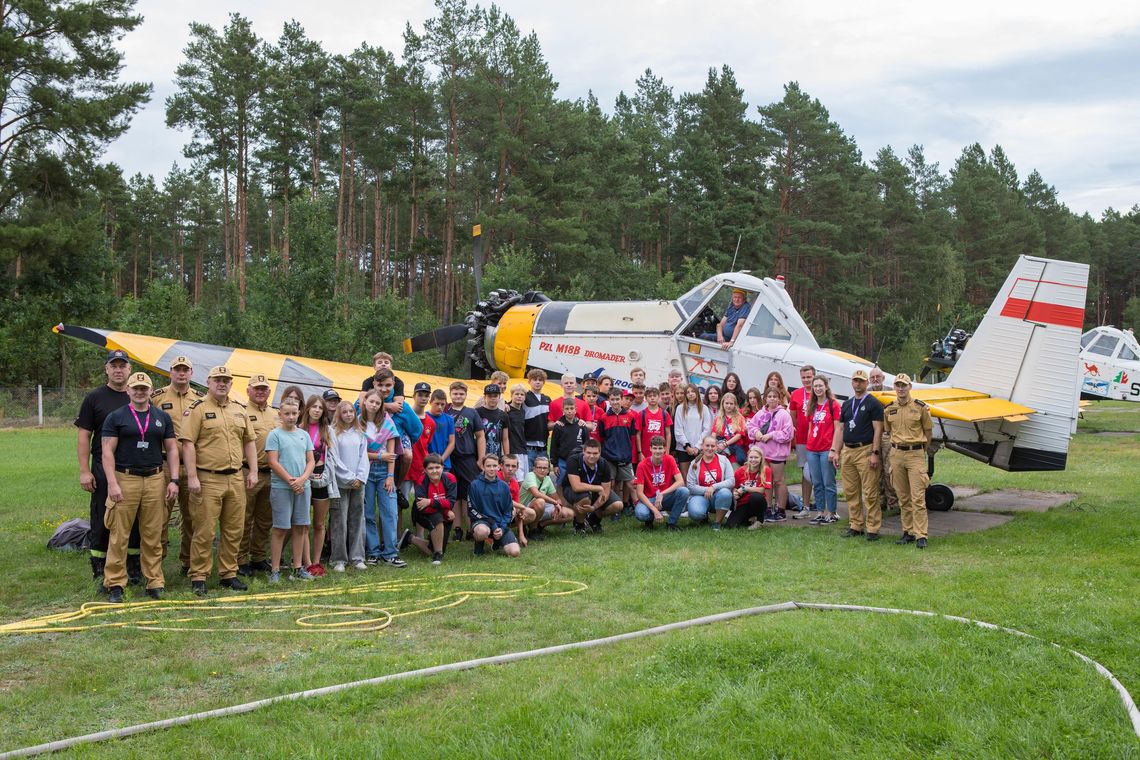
[105,349,130,364]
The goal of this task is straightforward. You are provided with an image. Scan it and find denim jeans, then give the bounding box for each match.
[330,481,365,564]
[806,449,838,514]
[364,462,398,559]
[687,487,733,522]
[633,486,691,525]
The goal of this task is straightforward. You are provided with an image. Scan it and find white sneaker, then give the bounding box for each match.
[332,562,346,573]
[352,561,367,571]
[748,520,764,530]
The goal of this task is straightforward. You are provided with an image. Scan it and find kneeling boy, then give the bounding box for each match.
[467,455,519,557]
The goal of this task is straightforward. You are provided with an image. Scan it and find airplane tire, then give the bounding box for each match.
[926,483,954,512]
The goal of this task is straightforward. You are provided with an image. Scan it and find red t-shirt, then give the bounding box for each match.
[789,387,811,445]
[548,396,589,426]
[634,455,681,499]
[695,456,726,487]
[580,403,606,442]
[499,470,521,502]
[734,465,772,506]
[637,407,673,461]
[805,400,841,452]
[407,412,437,484]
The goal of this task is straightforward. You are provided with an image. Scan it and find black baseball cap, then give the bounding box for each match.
[484,384,501,395]
[322,389,341,401]
[105,349,129,364]
[413,382,432,394]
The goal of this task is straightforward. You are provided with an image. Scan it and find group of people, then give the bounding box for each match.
[75,350,934,601]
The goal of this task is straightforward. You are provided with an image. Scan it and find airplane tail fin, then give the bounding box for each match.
[944,255,1088,471]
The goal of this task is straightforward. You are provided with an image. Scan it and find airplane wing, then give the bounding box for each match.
[53,325,564,405]
[871,388,1035,423]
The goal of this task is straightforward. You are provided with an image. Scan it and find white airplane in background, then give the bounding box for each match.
[56,255,1089,511]
[1079,326,1140,401]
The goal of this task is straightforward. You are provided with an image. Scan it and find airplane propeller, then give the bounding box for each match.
[402,323,469,353]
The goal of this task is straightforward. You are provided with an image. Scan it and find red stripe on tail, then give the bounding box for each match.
[1000,297,1084,328]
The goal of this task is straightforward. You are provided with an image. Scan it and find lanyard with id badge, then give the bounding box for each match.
[848,396,865,432]
[130,406,151,449]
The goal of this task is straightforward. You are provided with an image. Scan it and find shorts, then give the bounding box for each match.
[795,444,809,470]
[470,520,519,548]
[607,460,634,482]
[311,464,330,500]
[542,502,556,520]
[412,507,445,531]
[452,456,479,499]
[561,486,621,509]
[270,487,311,529]
[674,448,695,464]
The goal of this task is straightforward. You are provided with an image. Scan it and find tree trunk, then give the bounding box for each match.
[372,173,382,299]
[335,125,347,298]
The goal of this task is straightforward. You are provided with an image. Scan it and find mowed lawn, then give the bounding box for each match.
[0,405,1137,757]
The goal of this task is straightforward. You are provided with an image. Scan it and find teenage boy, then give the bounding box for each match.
[100,372,180,601]
[523,369,551,463]
[468,455,520,557]
[788,365,816,517]
[447,381,485,540]
[629,366,647,390]
[426,389,455,470]
[580,387,605,442]
[562,440,623,534]
[408,382,436,487]
[637,387,673,464]
[476,384,510,458]
[360,351,406,410]
[405,454,455,565]
[577,372,599,402]
[549,398,590,477]
[474,371,510,411]
[630,383,648,413]
[265,400,316,583]
[633,436,689,530]
[499,453,535,545]
[599,388,638,506]
[506,384,529,478]
[548,373,588,429]
[523,456,575,529]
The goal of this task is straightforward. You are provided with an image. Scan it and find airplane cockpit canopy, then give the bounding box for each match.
[1081,326,1140,362]
[678,272,817,349]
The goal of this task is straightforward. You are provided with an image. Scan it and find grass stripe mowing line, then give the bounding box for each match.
[2,601,1136,758]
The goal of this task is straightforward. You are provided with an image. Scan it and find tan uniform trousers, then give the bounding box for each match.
[240,470,272,564]
[189,470,246,582]
[104,472,167,590]
[880,452,899,511]
[890,448,929,539]
[162,468,193,566]
[841,445,881,534]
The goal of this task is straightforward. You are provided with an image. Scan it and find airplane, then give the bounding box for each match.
[1078,326,1140,402]
[55,254,1089,512]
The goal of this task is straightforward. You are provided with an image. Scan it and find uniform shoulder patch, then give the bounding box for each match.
[915,400,928,407]
[233,400,247,408]
[150,388,164,398]
[186,399,205,416]
[193,389,205,397]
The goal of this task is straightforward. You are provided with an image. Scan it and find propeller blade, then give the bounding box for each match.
[402,323,469,353]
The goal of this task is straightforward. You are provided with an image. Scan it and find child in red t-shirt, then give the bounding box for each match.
[733,446,771,528]
[636,387,673,464]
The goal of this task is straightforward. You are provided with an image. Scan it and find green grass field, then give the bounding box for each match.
[1,405,1138,757]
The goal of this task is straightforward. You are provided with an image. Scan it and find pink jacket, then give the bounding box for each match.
[746,407,794,462]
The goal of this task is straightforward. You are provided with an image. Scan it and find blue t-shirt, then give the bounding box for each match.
[265,427,314,489]
[427,411,455,468]
[723,300,751,339]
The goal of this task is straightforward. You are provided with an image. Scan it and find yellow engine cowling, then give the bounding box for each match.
[487,304,542,377]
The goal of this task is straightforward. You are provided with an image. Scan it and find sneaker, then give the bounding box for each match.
[712,522,722,531]
[791,506,811,519]
[843,528,865,537]
[251,560,273,573]
[809,512,826,524]
[822,512,838,524]
[573,522,589,536]
[307,563,326,577]
[352,561,367,571]
[191,580,207,596]
[452,526,464,542]
[268,571,281,584]
[220,577,248,591]
[473,541,486,556]
[773,511,787,522]
[431,552,443,565]
[289,567,315,581]
[365,556,379,565]
[587,513,603,533]
[331,562,346,573]
[398,529,412,551]
[666,522,681,532]
[381,556,407,568]
[145,587,165,600]
[679,510,690,520]
[106,586,124,604]
[748,519,764,530]
[916,537,928,549]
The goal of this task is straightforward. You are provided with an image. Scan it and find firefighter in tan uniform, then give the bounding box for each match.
[882,373,933,549]
[180,366,258,595]
[150,355,204,572]
[238,373,277,575]
[868,366,899,513]
[101,373,181,602]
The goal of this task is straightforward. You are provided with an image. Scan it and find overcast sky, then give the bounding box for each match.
[104,0,1140,217]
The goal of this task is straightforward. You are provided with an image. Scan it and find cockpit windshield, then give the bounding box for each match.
[677,280,719,316]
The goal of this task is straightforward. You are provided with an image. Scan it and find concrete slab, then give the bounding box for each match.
[953,489,1076,513]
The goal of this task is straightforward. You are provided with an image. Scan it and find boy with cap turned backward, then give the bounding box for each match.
[75,349,135,589]
[100,372,180,602]
[238,373,278,575]
[150,355,204,572]
[476,383,510,458]
[882,373,933,549]
[180,365,259,596]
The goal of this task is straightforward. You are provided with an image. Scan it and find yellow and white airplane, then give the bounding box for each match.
[55,254,1088,504]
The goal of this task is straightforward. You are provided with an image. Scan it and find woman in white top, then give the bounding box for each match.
[673,383,713,479]
[685,436,735,528]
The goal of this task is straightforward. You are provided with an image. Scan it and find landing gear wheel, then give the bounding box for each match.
[926,483,954,512]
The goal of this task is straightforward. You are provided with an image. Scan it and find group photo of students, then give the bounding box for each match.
[79,346,924,600]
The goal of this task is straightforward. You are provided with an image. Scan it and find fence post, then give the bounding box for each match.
[37,384,43,427]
